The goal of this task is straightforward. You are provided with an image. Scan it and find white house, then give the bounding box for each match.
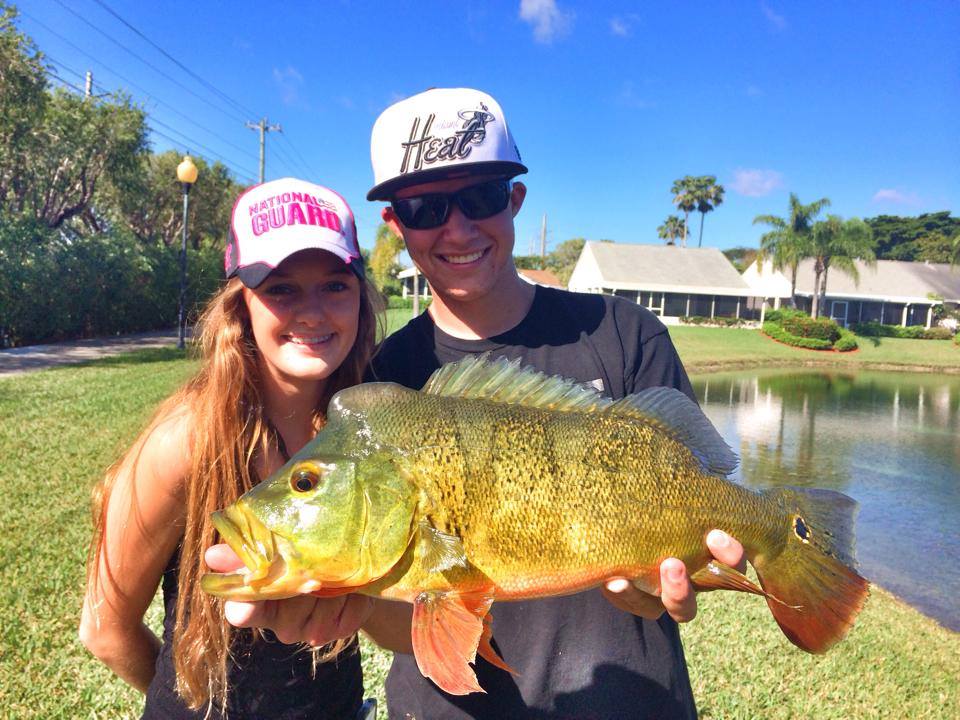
[568,242,770,322]
[742,258,960,328]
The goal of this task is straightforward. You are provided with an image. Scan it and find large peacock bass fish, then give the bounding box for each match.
[202,355,869,695]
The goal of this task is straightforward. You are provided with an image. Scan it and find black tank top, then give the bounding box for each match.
[142,428,363,719]
[141,551,363,720]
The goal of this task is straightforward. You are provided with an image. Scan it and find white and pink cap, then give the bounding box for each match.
[367,87,527,201]
[226,178,364,288]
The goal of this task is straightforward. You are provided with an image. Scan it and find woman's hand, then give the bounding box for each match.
[204,545,375,648]
[602,530,746,623]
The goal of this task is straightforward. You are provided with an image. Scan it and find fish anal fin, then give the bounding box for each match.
[690,560,767,596]
[411,590,495,695]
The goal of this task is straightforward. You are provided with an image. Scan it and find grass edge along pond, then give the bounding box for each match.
[0,333,957,718]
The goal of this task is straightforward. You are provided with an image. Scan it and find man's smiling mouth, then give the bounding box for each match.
[440,249,487,265]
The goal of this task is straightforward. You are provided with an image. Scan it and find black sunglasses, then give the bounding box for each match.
[390,178,512,230]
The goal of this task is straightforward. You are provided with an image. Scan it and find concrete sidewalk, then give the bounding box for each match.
[0,330,183,378]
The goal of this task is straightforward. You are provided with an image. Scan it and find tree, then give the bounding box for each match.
[808,216,875,318]
[753,193,831,306]
[545,237,586,286]
[101,150,243,248]
[864,211,960,260]
[657,215,685,246]
[370,222,405,294]
[670,177,697,248]
[722,246,758,273]
[690,175,725,248]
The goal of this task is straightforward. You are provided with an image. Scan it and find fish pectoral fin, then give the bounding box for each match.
[417,520,469,574]
[411,590,497,695]
[690,561,767,597]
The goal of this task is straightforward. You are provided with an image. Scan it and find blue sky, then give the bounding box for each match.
[17,0,960,255]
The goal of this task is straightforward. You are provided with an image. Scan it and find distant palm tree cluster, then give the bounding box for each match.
[753,194,876,319]
[658,175,725,248]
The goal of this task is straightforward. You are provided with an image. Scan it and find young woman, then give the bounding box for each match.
[80,179,381,719]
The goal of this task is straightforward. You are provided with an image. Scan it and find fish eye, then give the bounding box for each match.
[291,468,321,493]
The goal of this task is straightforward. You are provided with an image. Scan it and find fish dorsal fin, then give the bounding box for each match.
[605,387,739,476]
[422,354,609,413]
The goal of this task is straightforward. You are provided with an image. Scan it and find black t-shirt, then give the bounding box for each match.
[368,286,698,720]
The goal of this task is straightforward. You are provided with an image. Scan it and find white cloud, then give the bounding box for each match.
[730,168,784,197]
[616,81,655,109]
[272,66,303,105]
[519,0,574,44]
[760,2,787,30]
[872,188,922,206]
[609,14,640,37]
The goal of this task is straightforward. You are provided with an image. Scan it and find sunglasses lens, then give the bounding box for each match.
[457,180,510,220]
[393,195,450,230]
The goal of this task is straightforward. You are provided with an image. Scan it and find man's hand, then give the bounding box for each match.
[602,530,745,623]
[204,545,374,647]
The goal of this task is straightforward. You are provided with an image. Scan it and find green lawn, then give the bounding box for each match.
[670,325,960,374]
[1,334,957,717]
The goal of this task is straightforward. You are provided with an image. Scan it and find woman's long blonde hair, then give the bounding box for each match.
[87,274,383,710]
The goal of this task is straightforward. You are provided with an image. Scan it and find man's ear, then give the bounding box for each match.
[509,181,527,218]
[382,205,406,239]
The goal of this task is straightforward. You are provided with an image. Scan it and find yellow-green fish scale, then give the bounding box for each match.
[355,391,783,600]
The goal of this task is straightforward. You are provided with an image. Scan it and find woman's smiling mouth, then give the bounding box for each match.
[285,334,334,347]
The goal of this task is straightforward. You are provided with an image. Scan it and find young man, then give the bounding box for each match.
[208,88,744,719]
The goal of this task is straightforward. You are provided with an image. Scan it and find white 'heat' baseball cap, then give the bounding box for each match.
[367,87,527,201]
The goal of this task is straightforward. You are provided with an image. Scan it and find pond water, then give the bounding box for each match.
[689,369,960,632]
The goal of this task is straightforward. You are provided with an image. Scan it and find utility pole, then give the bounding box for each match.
[539,213,547,268]
[245,117,282,183]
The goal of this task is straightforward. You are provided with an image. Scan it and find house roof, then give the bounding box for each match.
[519,268,563,287]
[745,258,960,304]
[570,242,760,297]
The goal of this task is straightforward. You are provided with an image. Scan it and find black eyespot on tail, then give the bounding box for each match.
[794,515,811,543]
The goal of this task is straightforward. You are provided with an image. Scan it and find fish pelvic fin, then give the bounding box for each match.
[412,590,507,695]
[752,487,870,653]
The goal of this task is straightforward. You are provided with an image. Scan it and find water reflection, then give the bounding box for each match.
[690,369,960,632]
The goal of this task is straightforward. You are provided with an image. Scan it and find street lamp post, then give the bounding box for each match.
[176,156,198,349]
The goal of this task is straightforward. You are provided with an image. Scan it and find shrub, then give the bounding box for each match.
[764,308,808,325]
[781,314,841,343]
[851,321,954,340]
[680,316,749,327]
[762,321,834,350]
[834,328,859,352]
[386,295,432,310]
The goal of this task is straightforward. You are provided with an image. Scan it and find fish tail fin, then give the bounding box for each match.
[752,487,869,653]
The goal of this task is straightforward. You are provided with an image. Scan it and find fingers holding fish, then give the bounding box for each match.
[602,577,667,620]
[705,529,746,574]
[659,558,697,623]
[300,595,374,648]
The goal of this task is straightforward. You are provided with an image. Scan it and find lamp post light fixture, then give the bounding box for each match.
[176,155,198,349]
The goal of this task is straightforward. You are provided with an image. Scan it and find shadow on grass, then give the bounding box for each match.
[88,346,189,368]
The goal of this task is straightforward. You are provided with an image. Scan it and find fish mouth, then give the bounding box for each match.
[201,503,294,600]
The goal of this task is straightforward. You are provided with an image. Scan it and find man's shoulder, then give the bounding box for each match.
[538,287,669,342]
[368,312,434,384]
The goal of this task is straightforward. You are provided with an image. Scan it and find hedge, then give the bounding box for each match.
[386,295,432,310]
[762,321,834,350]
[680,316,751,327]
[0,218,224,347]
[850,321,954,341]
[781,314,841,343]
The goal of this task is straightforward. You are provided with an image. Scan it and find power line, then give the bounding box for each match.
[48,1,248,124]
[148,118,258,180]
[90,0,260,120]
[277,132,318,179]
[24,17,262,173]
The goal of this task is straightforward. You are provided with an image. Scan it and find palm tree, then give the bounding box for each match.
[657,215,685,246]
[671,177,697,248]
[753,193,831,307]
[691,176,725,248]
[809,216,876,319]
